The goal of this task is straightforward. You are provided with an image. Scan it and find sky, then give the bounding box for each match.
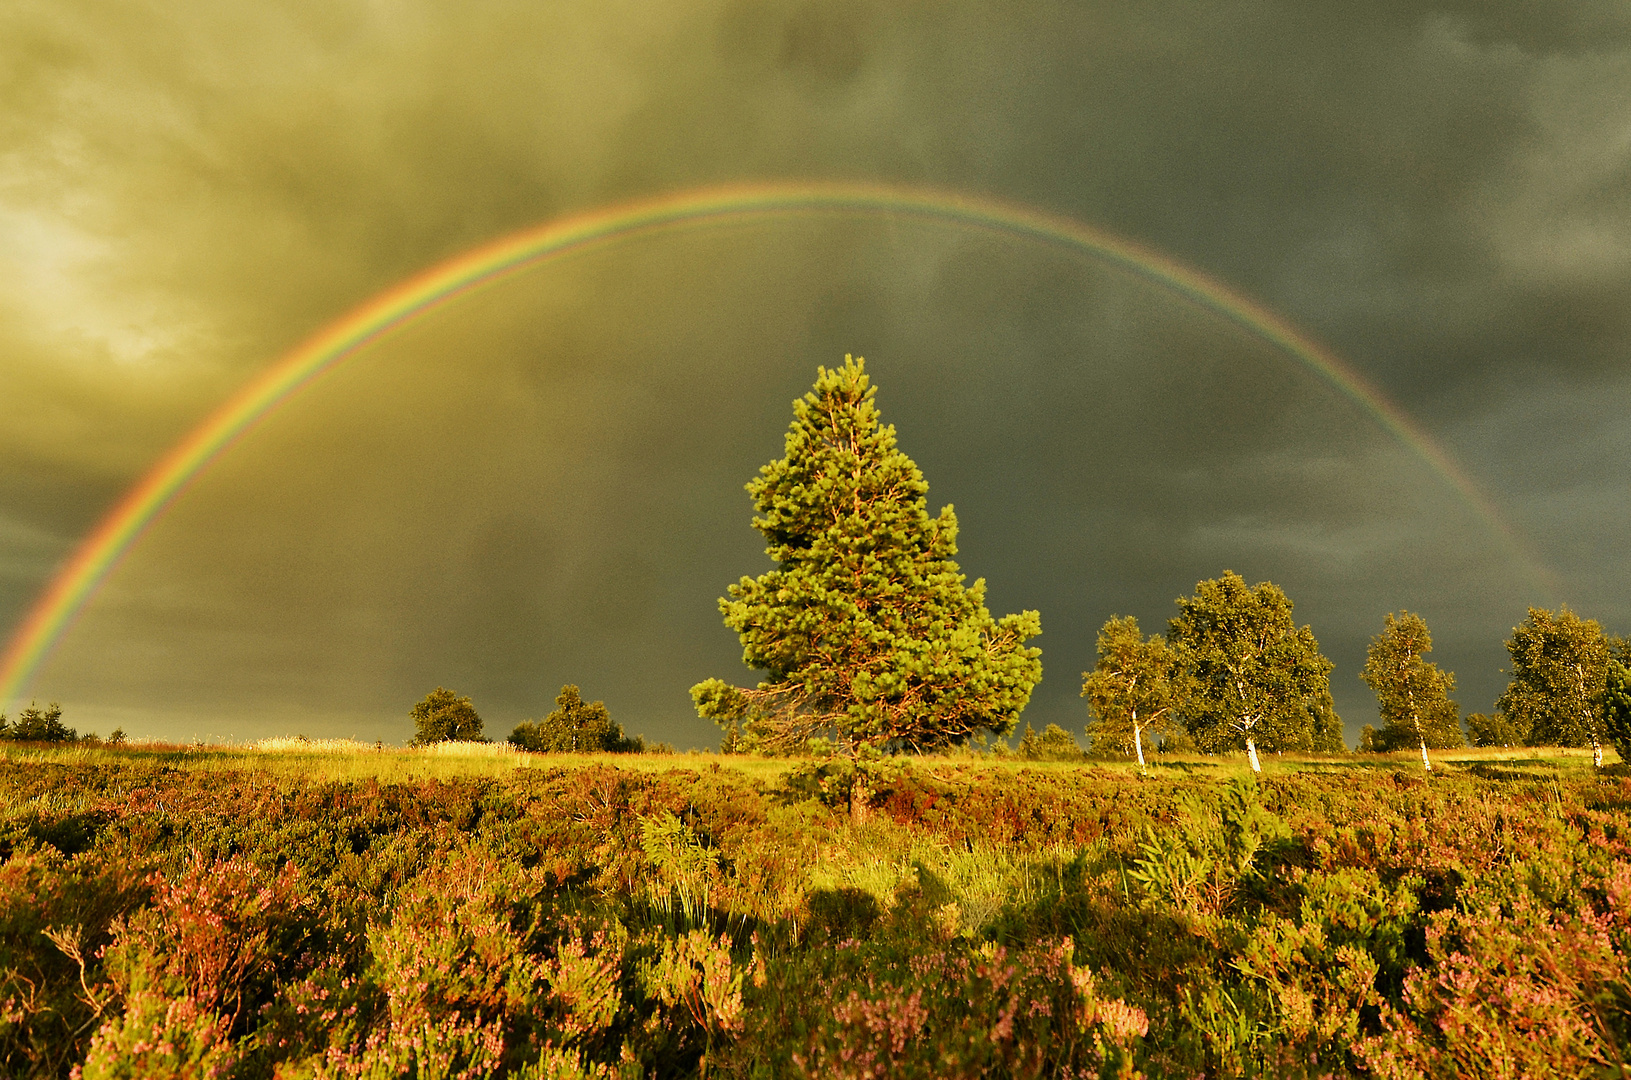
[1,0,1628,747]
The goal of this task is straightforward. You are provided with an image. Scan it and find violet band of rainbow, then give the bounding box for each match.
[0,180,1551,711]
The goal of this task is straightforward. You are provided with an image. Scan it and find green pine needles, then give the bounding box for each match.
[692,356,1042,755]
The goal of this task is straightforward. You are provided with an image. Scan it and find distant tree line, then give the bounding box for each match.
[406,684,670,754]
[0,702,123,746]
[1078,595,1631,772]
[1079,573,1344,772]
[23,357,1622,772]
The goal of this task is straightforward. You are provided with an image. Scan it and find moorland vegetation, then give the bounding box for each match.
[0,743,1627,1078]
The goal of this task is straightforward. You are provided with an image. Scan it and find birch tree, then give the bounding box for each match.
[1082,615,1179,767]
[1497,606,1612,767]
[1359,611,1463,771]
[1167,572,1332,772]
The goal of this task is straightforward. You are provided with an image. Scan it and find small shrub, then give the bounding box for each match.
[1017,723,1084,762]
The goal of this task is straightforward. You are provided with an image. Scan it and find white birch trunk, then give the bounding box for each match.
[1593,737,1604,770]
[1419,737,1432,773]
[1246,737,1261,773]
[1134,722,1146,768]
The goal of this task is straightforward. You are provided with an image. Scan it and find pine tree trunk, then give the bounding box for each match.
[1246,737,1261,773]
[850,771,871,826]
[1419,737,1432,773]
[1134,723,1146,768]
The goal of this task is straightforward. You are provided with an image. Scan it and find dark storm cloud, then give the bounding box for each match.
[2,0,1628,742]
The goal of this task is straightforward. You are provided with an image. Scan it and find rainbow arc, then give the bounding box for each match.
[0,180,1547,710]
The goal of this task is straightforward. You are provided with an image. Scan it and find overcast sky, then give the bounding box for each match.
[2,1,1627,747]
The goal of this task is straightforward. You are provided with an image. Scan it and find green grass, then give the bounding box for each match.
[1,738,1613,787]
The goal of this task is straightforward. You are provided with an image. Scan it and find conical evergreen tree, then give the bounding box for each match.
[691,356,1042,754]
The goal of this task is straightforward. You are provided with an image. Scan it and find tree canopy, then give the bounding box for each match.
[509,685,638,753]
[1496,606,1612,766]
[1166,571,1333,771]
[408,687,484,746]
[1359,611,1463,769]
[1082,615,1180,767]
[691,356,1042,755]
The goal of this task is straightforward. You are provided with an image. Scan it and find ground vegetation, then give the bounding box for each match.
[0,744,1626,1077]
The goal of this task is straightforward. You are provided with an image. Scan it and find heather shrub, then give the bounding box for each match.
[1358,845,1631,1078]
[0,851,147,1076]
[361,851,601,1072]
[3,747,1631,1076]
[728,924,1144,1079]
[82,855,321,1079]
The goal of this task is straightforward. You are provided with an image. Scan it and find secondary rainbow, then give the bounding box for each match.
[0,180,1546,710]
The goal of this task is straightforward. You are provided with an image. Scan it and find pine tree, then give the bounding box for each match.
[1359,611,1463,771]
[691,356,1042,754]
[408,687,484,746]
[1082,615,1180,767]
[1497,606,1613,767]
[0,702,75,743]
[1167,571,1332,772]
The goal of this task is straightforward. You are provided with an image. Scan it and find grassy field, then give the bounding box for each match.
[5,737,1607,784]
[1,742,1627,1078]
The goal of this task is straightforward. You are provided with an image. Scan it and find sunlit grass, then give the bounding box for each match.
[806,820,1081,936]
[0,738,1613,788]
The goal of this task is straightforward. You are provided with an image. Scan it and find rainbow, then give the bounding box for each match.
[0,180,1548,710]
